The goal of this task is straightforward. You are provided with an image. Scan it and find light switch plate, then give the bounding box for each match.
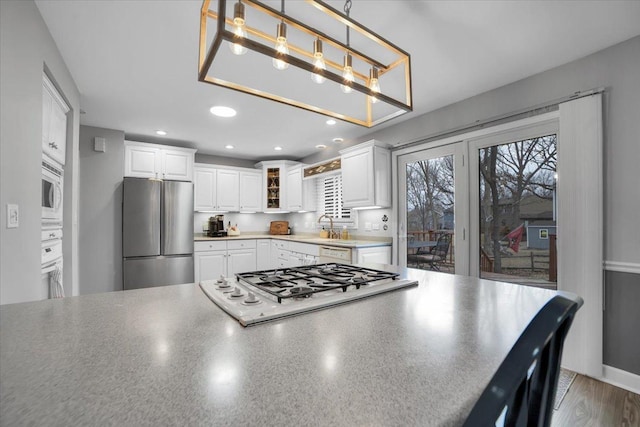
[94,137,106,152]
[6,204,19,228]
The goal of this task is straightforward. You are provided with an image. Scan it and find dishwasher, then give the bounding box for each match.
[318,246,352,264]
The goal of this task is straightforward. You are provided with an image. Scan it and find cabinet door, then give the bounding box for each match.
[256,240,271,270]
[227,249,257,277]
[125,145,159,178]
[194,168,216,211]
[162,149,193,181]
[356,247,391,265]
[194,251,226,283]
[264,166,283,211]
[42,84,52,153]
[286,166,302,211]
[341,148,374,207]
[239,171,262,211]
[216,169,240,211]
[48,100,67,165]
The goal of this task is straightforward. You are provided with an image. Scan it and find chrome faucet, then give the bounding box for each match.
[317,214,335,239]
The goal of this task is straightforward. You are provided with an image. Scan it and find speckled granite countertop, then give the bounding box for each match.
[194,233,392,248]
[0,266,558,426]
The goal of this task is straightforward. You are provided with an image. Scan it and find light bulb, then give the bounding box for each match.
[228,1,247,56]
[272,23,289,70]
[230,25,248,55]
[341,53,354,94]
[311,38,326,84]
[369,67,381,103]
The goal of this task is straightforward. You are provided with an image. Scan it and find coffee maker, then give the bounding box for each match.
[207,215,227,237]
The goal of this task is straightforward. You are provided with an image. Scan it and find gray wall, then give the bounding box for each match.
[604,271,640,375]
[0,0,81,304]
[78,126,125,294]
[195,153,257,169]
[304,35,640,266]
[302,35,640,375]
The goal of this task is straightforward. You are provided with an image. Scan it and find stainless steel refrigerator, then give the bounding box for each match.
[123,177,194,290]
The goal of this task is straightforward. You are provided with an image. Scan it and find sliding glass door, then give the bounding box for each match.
[469,120,559,288]
[398,143,468,274]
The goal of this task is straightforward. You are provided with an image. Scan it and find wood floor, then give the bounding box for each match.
[552,374,640,426]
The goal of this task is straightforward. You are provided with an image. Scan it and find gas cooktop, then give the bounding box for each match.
[200,263,418,326]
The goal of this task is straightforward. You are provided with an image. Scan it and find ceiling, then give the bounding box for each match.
[35,1,640,161]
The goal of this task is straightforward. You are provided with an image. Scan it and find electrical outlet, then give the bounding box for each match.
[372,223,380,231]
[365,222,372,231]
[6,204,19,228]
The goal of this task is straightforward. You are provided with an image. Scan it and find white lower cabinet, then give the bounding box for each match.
[227,240,257,276]
[194,240,257,283]
[354,246,391,265]
[271,240,290,268]
[256,239,271,270]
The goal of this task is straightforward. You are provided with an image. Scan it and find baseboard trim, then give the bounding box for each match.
[604,261,640,275]
[599,365,640,394]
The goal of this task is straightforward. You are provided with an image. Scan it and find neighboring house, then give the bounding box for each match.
[526,220,557,250]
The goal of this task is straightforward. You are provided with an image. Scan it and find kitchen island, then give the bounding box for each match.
[0,266,559,425]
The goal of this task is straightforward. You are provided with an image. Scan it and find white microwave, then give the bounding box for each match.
[42,156,63,224]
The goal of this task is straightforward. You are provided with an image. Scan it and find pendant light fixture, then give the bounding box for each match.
[340,0,354,94]
[311,38,326,84]
[198,0,413,127]
[229,0,248,55]
[272,1,289,70]
[340,53,354,93]
[368,67,381,103]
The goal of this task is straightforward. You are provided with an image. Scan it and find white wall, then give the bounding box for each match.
[194,212,288,235]
[287,209,393,239]
[0,0,81,304]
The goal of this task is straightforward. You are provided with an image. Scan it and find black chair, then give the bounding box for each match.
[409,234,451,271]
[462,293,583,427]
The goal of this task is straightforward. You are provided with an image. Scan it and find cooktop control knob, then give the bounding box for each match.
[228,287,245,299]
[242,291,262,305]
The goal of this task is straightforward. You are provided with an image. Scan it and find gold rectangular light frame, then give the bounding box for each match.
[198,0,413,127]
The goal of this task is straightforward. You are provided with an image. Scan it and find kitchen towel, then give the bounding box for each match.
[50,266,65,299]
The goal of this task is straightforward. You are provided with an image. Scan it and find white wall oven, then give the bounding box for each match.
[41,228,64,298]
[42,155,63,224]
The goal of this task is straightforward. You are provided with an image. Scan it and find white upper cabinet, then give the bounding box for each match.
[124,141,195,181]
[194,164,246,212]
[124,143,158,178]
[255,160,299,212]
[286,166,303,211]
[340,140,391,209]
[216,169,240,211]
[286,165,316,212]
[42,75,69,165]
[239,171,262,212]
[194,167,216,211]
[162,149,194,181]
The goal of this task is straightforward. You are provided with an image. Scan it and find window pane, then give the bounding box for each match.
[478,134,557,289]
[405,155,455,274]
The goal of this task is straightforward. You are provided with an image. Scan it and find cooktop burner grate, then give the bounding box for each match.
[235,263,400,303]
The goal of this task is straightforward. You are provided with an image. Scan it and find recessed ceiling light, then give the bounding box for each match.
[225,144,234,149]
[332,137,344,143]
[326,119,336,125]
[155,130,167,136]
[210,106,237,117]
[315,144,327,149]
[274,146,283,151]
